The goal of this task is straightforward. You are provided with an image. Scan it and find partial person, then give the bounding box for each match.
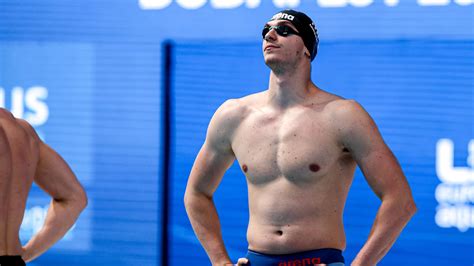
[0,108,88,265]
[184,10,416,266]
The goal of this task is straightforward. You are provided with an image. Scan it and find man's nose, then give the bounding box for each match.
[264,28,277,41]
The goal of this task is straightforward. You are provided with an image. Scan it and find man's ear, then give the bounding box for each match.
[304,48,311,58]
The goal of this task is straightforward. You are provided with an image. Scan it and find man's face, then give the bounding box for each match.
[262,20,307,69]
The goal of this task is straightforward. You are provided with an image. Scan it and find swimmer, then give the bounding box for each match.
[184,10,416,266]
[0,108,87,265]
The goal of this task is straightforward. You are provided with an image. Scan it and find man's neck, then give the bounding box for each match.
[267,66,316,109]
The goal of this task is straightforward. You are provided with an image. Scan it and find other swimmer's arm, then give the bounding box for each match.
[22,135,88,262]
[184,100,241,266]
[334,100,417,266]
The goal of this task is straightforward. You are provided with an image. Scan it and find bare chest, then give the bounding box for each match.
[231,108,344,185]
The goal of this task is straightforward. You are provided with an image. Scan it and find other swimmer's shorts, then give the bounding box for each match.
[0,255,26,266]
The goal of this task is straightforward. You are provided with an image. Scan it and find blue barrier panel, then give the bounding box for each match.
[171,40,473,266]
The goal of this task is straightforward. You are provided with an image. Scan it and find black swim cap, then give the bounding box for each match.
[268,10,319,61]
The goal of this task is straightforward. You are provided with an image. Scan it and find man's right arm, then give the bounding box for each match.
[22,137,88,262]
[184,99,241,266]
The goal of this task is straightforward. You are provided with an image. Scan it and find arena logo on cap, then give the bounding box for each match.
[272,12,295,21]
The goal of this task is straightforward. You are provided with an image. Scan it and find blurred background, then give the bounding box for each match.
[0,0,472,265]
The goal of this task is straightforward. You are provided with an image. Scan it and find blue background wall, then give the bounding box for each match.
[0,0,472,265]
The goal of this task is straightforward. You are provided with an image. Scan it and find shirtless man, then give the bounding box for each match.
[0,108,87,265]
[184,10,417,266]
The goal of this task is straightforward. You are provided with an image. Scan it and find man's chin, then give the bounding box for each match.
[264,56,283,68]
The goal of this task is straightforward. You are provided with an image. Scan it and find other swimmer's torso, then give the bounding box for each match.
[0,108,39,256]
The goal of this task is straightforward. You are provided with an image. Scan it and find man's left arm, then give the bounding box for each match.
[336,100,417,266]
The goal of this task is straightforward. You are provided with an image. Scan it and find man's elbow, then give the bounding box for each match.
[403,197,417,219]
[53,188,87,215]
[183,189,198,209]
[183,187,211,210]
[183,187,196,210]
[69,187,88,211]
[183,190,191,209]
[78,188,88,211]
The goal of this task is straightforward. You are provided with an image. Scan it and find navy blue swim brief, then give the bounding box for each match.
[245,248,345,266]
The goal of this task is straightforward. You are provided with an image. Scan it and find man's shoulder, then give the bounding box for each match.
[215,91,264,120]
[324,98,377,142]
[325,98,366,119]
[208,92,264,140]
[0,108,34,133]
[0,108,40,149]
[0,107,15,121]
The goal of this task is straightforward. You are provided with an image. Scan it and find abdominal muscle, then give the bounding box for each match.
[246,177,347,254]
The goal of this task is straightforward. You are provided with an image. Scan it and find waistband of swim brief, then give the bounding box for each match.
[246,248,344,265]
[0,256,25,266]
[0,255,25,261]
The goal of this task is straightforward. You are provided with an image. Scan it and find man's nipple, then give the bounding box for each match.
[309,164,320,172]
